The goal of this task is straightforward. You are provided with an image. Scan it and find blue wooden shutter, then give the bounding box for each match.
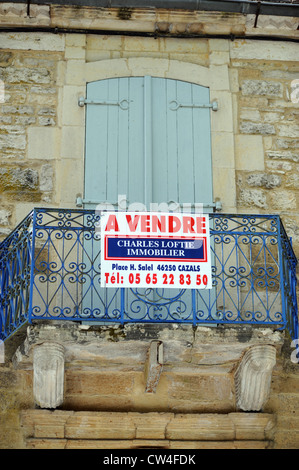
[84,77,213,210]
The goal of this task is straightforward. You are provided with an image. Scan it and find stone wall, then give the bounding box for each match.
[0,7,299,450]
[0,323,299,449]
[0,40,62,234]
[0,31,298,258]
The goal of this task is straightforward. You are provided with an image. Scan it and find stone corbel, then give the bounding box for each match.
[144,341,163,393]
[235,344,276,411]
[33,341,65,409]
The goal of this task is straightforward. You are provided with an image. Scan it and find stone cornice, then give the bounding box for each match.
[0,3,298,40]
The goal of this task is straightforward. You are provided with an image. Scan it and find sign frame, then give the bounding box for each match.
[100,212,212,290]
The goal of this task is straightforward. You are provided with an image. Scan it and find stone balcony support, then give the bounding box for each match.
[235,345,276,411]
[33,342,65,409]
[144,341,163,393]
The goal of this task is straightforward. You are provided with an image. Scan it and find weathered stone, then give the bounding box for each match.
[235,345,276,411]
[267,150,299,163]
[33,342,65,409]
[238,189,267,208]
[285,175,299,190]
[266,160,292,173]
[0,52,13,65]
[0,133,26,150]
[240,121,276,135]
[0,66,51,84]
[40,164,53,192]
[277,123,299,139]
[1,105,34,115]
[38,116,56,126]
[276,138,299,149]
[0,167,38,190]
[0,209,11,225]
[246,173,281,189]
[21,409,275,444]
[241,80,283,97]
[37,107,56,116]
[269,190,297,210]
[144,341,163,393]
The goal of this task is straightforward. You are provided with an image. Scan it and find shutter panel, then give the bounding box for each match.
[84,77,213,210]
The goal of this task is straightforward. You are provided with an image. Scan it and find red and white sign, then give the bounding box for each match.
[101,212,212,289]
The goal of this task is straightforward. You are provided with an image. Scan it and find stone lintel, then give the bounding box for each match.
[21,409,275,444]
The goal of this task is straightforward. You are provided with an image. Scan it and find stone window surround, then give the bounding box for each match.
[58,57,236,212]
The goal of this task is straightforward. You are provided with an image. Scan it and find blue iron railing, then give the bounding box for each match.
[0,208,298,342]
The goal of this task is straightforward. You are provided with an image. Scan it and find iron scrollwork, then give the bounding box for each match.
[0,209,298,343]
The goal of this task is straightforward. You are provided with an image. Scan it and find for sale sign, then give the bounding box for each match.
[101,212,212,289]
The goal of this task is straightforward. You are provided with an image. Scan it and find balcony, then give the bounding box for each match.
[0,208,298,343]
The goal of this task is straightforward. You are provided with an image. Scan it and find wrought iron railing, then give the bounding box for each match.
[0,208,298,342]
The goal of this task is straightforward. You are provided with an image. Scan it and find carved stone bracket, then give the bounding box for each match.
[33,342,65,409]
[144,341,163,393]
[235,345,276,411]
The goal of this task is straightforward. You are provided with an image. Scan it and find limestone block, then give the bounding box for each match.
[56,158,84,204]
[27,127,60,159]
[1,66,51,85]
[269,190,297,210]
[235,135,265,171]
[267,150,299,163]
[166,414,235,441]
[230,40,299,62]
[0,133,26,151]
[128,57,169,78]
[64,412,136,440]
[130,412,171,440]
[0,209,11,225]
[246,173,281,189]
[209,38,230,52]
[241,80,283,97]
[61,85,86,126]
[212,167,236,209]
[240,121,276,135]
[230,413,275,440]
[61,126,85,159]
[65,46,86,60]
[277,123,299,139]
[235,345,276,411]
[0,32,64,51]
[210,91,233,133]
[238,188,267,209]
[85,58,131,82]
[40,164,53,192]
[65,59,87,86]
[21,410,275,443]
[209,51,230,65]
[167,60,201,83]
[33,342,65,409]
[211,132,235,169]
[0,167,38,191]
[209,65,230,91]
[66,34,86,48]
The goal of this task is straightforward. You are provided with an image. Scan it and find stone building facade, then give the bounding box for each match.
[0,0,299,449]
